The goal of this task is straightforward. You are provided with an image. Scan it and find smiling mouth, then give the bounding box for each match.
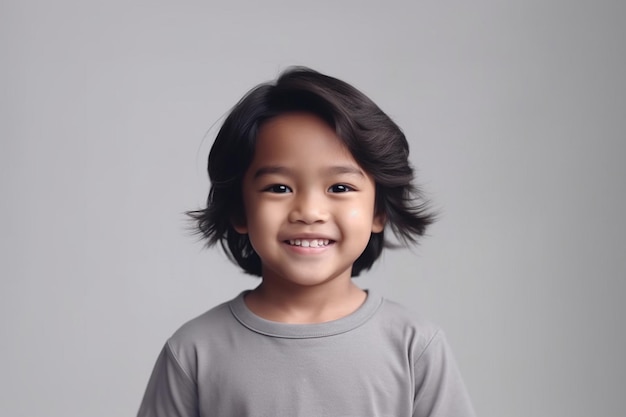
[286,239,332,248]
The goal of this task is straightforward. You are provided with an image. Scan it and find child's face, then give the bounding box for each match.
[234,112,384,289]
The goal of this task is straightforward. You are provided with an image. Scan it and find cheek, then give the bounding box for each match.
[338,198,378,235]
[340,207,373,230]
[247,203,282,232]
[348,209,360,219]
[345,196,376,219]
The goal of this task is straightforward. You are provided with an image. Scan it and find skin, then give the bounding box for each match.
[234,112,384,324]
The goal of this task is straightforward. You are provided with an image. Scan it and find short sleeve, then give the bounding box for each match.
[137,342,199,417]
[413,331,476,417]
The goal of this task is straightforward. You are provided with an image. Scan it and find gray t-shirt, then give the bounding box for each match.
[138,291,476,417]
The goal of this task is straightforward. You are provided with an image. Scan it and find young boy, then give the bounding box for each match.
[138,67,476,417]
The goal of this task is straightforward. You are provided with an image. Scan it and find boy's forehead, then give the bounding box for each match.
[246,113,368,178]
[254,113,350,153]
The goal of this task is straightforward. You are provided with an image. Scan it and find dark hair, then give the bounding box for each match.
[188,67,435,277]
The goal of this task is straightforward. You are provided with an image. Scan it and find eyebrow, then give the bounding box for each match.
[326,165,365,177]
[253,166,293,179]
[252,165,365,179]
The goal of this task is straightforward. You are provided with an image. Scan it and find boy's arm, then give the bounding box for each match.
[137,342,199,417]
[413,330,476,417]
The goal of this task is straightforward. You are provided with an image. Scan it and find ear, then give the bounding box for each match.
[231,217,248,234]
[371,212,385,233]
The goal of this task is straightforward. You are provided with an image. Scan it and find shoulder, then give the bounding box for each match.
[375,298,476,415]
[167,295,244,350]
[377,297,441,337]
[372,296,445,358]
[169,299,234,344]
[164,294,243,380]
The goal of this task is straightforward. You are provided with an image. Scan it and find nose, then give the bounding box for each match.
[288,191,329,224]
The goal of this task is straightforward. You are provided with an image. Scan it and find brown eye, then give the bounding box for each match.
[328,184,353,193]
[264,184,292,193]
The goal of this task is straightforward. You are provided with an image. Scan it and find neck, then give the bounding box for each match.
[244,279,367,324]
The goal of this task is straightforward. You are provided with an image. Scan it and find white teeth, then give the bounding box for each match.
[288,239,330,247]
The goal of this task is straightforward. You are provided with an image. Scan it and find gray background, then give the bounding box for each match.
[2,1,625,416]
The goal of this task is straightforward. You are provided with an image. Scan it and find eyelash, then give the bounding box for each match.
[262,184,355,193]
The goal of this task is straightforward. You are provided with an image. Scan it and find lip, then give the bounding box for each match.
[282,233,335,241]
